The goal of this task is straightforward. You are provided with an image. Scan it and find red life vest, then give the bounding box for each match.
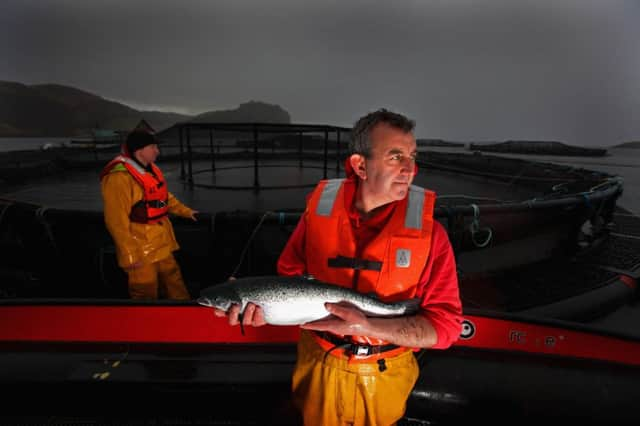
[305,178,435,348]
[100,155,169,224]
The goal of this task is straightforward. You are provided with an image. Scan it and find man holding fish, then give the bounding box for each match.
[212,108,463,425]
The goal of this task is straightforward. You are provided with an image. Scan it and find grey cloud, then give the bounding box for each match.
[1,0,639,145]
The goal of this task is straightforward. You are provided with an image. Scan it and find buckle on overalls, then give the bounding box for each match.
[353,344,372,356]
[350,344,387,372]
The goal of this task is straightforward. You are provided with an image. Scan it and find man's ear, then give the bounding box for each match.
[349,154,367,180]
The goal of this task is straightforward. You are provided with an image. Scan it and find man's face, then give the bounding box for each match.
[135,143,160,166]
[362,123,417,203]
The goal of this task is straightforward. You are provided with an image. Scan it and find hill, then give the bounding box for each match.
[417,138,465,147]
[192,100,290,124]
[0,81,290,137]
[469,140,608,157]
[614,141,640,149]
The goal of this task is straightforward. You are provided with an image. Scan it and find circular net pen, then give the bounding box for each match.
[157,122,352,190]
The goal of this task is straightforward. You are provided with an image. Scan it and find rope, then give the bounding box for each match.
[610,232,640,240]
[229,210,273,278]
[35,206,59,252]
[469,204,492,248]
[0,200,13,232]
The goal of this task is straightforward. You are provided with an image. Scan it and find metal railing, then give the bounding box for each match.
[171,122,351,189]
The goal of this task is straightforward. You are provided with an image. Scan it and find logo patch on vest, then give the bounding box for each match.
[395,249,411,268]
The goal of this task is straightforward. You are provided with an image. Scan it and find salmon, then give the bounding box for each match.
[197,275,421,325]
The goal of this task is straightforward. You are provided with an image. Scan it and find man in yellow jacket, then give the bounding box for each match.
[100,130,198,300]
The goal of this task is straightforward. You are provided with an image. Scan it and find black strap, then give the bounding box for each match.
[315,331,399,356]
[146,199,168,208]
[328,255,383,271]
[129,199,169,223]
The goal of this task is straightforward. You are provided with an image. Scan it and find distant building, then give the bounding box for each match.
[70,127,123,148]
[93,129,122,143]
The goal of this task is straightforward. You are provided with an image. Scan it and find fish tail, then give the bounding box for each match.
[402,297,422,314]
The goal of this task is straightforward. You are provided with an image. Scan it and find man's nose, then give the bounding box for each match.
[400,157,415,174]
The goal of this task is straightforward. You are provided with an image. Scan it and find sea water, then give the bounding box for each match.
[425,145,640,215]
[0,137,70,152]
[1,139,638,215]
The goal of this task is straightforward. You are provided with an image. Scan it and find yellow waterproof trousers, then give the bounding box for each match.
[126,254,191,300]
[292,330,419,426]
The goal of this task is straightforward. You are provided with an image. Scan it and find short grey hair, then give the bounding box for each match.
[350,108,415,157]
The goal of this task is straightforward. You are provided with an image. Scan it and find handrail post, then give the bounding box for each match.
[253,124,260,189]
[336,129,341,174]
[209,128,216,172]
[186,126,193,187]
[179,125,185,180]
[323,129,328,180]
[298,131,303,168]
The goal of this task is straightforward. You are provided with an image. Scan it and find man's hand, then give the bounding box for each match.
[214,302,266,327]
[304,303,438,348]
[212,276,266,327]
[300,302,371,335]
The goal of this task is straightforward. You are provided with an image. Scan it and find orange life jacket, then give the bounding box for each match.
[100,155,169,224]
[305,178,435,352]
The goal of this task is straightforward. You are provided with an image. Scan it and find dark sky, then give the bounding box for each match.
[2,0,639,146]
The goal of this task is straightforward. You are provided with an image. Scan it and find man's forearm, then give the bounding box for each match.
[366,315,438,348]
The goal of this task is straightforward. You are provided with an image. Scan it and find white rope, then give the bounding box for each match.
[610,232,640,240]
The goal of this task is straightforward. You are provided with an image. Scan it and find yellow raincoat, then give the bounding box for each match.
[101,164,194,299]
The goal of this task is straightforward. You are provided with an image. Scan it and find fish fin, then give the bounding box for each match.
[367,292,381,300]
[334,300,358,310]
[238,312,245,336]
